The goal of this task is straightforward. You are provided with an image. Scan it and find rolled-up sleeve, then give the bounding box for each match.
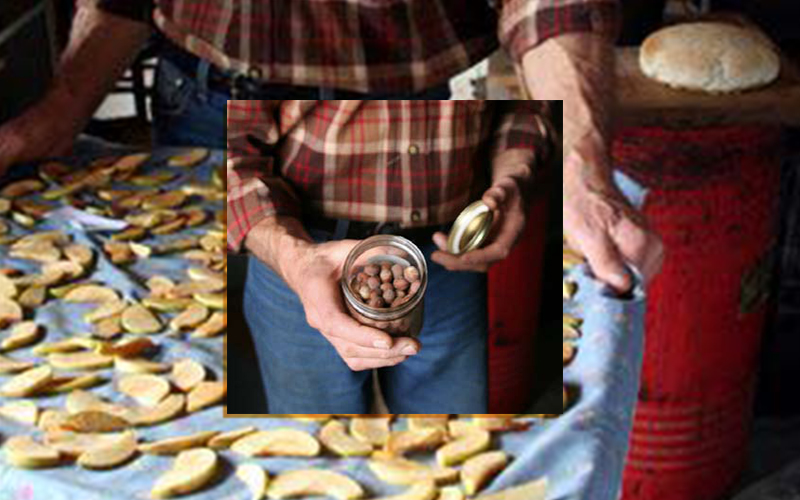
[497,0,622,64]
[80,0,154,23]
[488,102,553,188]
[226,100,302,254]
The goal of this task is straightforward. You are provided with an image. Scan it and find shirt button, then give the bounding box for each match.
[408,144,420,155]
[411,210,421,222]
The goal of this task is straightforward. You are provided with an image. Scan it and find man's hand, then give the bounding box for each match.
[245,217,420,372]
[563,162,663,292]
[431,176,527,272]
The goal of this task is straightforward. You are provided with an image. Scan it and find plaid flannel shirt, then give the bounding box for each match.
[94,0,620,93]
[226,100,549,253]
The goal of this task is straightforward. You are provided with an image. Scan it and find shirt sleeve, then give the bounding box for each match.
[81,0,154,23]
[496,0,622,64]
[488,102,552,188]
[226,100,302,254]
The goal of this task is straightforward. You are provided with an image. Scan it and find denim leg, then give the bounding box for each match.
[150,58,228,149]
[379,243,488,413]
[243,256,372,414]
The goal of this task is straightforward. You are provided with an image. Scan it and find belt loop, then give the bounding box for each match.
[333,219,350,241]
[195,59,211,103]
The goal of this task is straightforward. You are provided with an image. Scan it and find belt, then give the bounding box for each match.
[303,212,450,246]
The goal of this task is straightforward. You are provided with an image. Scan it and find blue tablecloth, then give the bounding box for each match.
[0,151,647,500]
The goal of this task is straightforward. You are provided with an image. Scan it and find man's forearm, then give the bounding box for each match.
[49,5,150,131]
[243,216,314,290]
[521,33,616,190]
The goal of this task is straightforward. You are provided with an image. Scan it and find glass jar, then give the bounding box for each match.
[340,235,428,338]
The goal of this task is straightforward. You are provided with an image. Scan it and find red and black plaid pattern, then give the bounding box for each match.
[94,0,621,94]
[226,100,546,253]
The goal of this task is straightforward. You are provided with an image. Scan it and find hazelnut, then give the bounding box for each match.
[393,278,409,291]
[358,285,371,301]
[391,264,404,280]
[367,276,380,290]
[365,264,380,276]
[368,296,385,308]
[383,288,396,303]
[369,290,381,301]
[380,268,393,283]
[380,282,394,293]
[408,280,421,297]
[403,266,420,282]
[356,272,368,283]
[396,290,406,299]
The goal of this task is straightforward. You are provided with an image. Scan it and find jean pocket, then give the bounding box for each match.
[153,59,195,117]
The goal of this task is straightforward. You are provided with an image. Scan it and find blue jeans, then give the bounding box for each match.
[150,55,450,147]
[243,231,488,414]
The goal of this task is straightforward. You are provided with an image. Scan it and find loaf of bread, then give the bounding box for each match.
[639,22,780,93]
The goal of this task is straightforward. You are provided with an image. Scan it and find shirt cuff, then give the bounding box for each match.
[226,158,302,254]
[499,0,622,65]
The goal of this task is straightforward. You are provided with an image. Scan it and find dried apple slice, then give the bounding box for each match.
[474,478,547,500]
[435,428,491,466]
[319,419,373,457]
[94,315,123,339]
[192,312,226,338]
[368,452,459,485]
[171,358,206,392]
[10,242,60,262]
[151,217,186,235]
[143,297,194,312]
[118,374,171,406]
[350,417,391,446]
[208,426,257,449]
[0,400,38,425]
[461,451,509,495]
[83,299,126,323]
[0,298,23,328]
[63,284,120,303]
[374,480,437,500]
[237,462,269,500]
[230,428,320,457]
[150,448,218,499]
[385,428,447,456]
[0,353,34,374]
[465,417,531,433]
[1,179,44,198]
[186,381,225,413]
[3,435,60,468]
[65,390,134,420]
[77,430,138,469]
[168,148,209,168]
[62,410,131,433]
[64,243,94,268]
[98,336,155,358]
[267,469,363,500]
[115,357,170,374]
[438,488,464,500]
[407,416,450,432]
[45,428,126,456]
[48,351,114,370]
[139,430,218,455]
[169,303,209,331]
[192,293,225,310]
[143,191,187,211]
[46,373,106,393]
[0,365,53,397]
[0,273,17,298]
[18,285,46,308]
[1,321,42,351]
[33,337,98,355]
[129,393,185,427]
[121,302,162,334]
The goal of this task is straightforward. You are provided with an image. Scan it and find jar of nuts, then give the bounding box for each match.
[341,235,428,338]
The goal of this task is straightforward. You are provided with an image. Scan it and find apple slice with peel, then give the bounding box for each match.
[139,430,219,455]
[461,451,509,496]
[77,430,138,469]
[368,451,459,485]
[384,428,446,456]
[319,419,373,457]
[231,428,320,457]
[3,435,60,468]
[374,480,437,500]
[474,478,548,500]
[151,447,218,499]
[266,469,364,500]
[435,428,491,466]
[236,462,269,500]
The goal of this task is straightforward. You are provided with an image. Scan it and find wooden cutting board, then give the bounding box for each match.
[616,47,800,127]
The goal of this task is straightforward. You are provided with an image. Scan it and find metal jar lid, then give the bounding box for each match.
[447,200,493,255]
